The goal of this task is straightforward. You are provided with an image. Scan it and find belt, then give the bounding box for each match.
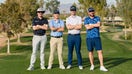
[51,36,62,38]
[34,34,45,36]
[68,34,80,36]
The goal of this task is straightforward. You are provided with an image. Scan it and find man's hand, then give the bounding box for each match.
[74,24,82,30]
[41,24,48,30]
[93,22,100,27]
[33,24,48,30]
[50,27,58,31]
[56,27,64,32]
[66,24,77,30]
[33,25,40,30]
[85,25,94,30]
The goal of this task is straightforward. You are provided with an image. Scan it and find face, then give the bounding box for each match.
[70,11,76,15]
[88,11,95,17]
[37,11,44,17]
[53,14,59,19]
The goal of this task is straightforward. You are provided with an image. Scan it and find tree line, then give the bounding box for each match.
[0,0,131,54]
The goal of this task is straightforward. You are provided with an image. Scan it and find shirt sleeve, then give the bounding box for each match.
[66,18,70,25]
[61,20,64,27]
[97,16,101,23]
[49,20,53,28]
[78,17,82,25]
[84,18,89,25]
[45,19,48,24]
[32,18,36,26]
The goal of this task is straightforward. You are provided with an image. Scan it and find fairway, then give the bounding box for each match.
[0,33,132,74]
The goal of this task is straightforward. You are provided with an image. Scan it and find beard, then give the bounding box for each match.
[89,14,94,17]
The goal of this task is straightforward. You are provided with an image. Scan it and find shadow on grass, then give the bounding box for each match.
[63,57,132,69]
[104,57,132,69]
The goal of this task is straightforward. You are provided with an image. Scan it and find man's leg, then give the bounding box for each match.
[86,38,94,70]
[95,37,108,71]
[67,35,74,65]
[97,50,108,71]
[48,37,57,69]
[27,36,40,70]
[74,35,83,69]
[57,38,65,69]
[97,50,103,66]
[89,51,94,66]
[40,35,47,69]
[74,35,82,66]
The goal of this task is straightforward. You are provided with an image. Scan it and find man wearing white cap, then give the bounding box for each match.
[27,7,48,71]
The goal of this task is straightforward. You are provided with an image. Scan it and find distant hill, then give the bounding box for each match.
[59,3,73,14]
[45,3,72,14]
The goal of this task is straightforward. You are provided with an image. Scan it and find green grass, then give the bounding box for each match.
[0,33,132,74]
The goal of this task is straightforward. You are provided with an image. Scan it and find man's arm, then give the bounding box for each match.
[50,26,58,31]
[57,27,64,32]
[33,24,48,30]
[33,25,40,30]
[74,24,82,30]
[66,24,75,30]
[85,22,100,30]
[93,22,100,27]
[85,25,94,30]
[39,24,48,30]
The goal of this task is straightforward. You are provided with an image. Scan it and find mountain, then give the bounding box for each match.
[59,3,73,14]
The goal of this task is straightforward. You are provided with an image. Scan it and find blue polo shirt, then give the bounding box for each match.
[49,19,64,36]
[84,16,100,38]
[32,17,48,36]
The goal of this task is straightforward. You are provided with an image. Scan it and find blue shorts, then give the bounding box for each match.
[86,37,102,51]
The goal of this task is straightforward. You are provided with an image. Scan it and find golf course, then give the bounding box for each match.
[0,32,132,74]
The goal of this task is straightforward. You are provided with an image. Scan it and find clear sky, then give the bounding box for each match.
[0,0,116,5]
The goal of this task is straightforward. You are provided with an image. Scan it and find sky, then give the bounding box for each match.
[0,0,116,5]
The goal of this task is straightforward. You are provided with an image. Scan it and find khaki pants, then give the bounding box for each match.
[48,37,64,66]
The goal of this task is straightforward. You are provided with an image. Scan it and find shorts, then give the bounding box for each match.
[86,37,102,51]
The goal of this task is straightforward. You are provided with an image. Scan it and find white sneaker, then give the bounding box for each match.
[90,65,94,70]
[27,66,34,71]
[59,65,65,69]
[41,66,46,70]
[47,65,52,69]
[79,66,83,70]
[100,66,108,72]
[66,65,72,69]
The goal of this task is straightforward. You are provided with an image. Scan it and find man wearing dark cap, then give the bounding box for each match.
[84,7,108,71]
[66,6,83,70]
[47,10,65,69]
[27,7,48,71]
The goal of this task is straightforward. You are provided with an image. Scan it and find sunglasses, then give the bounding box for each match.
[37,11,45,13]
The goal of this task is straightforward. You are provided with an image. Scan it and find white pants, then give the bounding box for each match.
[29,35,47,67]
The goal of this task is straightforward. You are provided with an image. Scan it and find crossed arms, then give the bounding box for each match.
[50,26,64,32]
[33,24,48,30]
[85,22,100,30]
[66,24,82,30]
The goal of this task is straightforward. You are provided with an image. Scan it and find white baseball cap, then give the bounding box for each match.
[37,7,45,12]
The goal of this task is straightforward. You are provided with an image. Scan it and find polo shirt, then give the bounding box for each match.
[84,16,100,38]
[32,17,48,36]
[66,15,82,34]
[49,19,64,36]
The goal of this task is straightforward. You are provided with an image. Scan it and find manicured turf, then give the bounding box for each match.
[0,33,132,74]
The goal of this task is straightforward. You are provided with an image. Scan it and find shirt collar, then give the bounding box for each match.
[36,16,44,20]
[53,19,60,23]
[70,15,77,18]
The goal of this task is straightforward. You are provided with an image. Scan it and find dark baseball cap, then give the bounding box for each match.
[70,6,76,11]
[53,10,60,14]
[88,7,95,12]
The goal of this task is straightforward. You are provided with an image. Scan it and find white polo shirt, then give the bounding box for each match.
[66,15,82,34]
